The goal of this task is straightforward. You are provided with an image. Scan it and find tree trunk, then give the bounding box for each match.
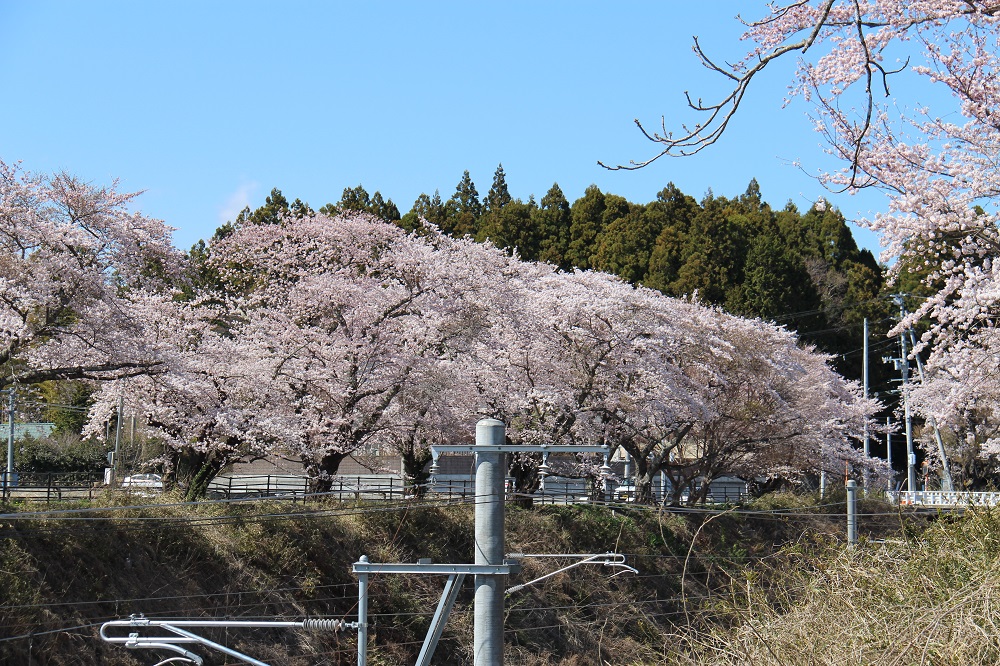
[306,451,348,494]
[401,446,432,498]
[179,453,226,501]
[508,453,539,508]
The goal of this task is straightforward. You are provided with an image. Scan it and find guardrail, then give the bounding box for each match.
[892,490,1000,507]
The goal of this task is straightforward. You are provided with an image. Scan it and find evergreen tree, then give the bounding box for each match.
[592,206,662,284]
[566,185,606,269]
[799,203,860,266]
[644,183,699,292]
[320,185,399,221]
[370,191,401,221]
[534,183,572,269]
[671,196,747,303]
[38,381,93,437]
[401,190,447,233]
[601,193,632,227]
[739,177,765,213]
[444,171,482,237]
[725,233,822,325]
[645,224,686,293]
[484,163,512,212]
[476,200,539,260]
[232,188,291,229]
[328,184,372,215]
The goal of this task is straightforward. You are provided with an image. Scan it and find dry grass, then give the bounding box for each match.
[5,493,982,665]
[668,508,1000,665]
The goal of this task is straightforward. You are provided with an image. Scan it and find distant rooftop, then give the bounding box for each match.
[0,423,56,440]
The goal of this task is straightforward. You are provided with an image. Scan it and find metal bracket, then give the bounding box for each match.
[431,444,608,455]
[100,615,356,666]
[353,556,522,666]
[416,573,465,666]
[504,552,637,594]
[353,561,521,576]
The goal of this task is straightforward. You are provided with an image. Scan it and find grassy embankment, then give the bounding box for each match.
[4,491,990,665]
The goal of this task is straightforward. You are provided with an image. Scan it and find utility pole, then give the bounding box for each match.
[863,318,870,493]
[112,394,124,484]
[387,421,607,666]
[886,416,893,493]
[473,418,506,666]
[907,329,953,491]
[4,389,13,499]
[893,296,917,492]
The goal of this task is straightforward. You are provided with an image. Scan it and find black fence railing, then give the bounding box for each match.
[2,471,105,502]
[1,471,749,506]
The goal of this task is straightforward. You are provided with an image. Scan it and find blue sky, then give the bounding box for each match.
[1,1,891,255]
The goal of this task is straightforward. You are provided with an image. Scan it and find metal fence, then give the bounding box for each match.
[208,475,409,501]
[1,471,105,502]
[892,490,1000,508]
[0,470,750,507]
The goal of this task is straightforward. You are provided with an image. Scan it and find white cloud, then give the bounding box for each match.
[218,181,260,226]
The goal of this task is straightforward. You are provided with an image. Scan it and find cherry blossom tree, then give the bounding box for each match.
[209,213,516,492]
[461,260,880,504]
[87,298,296,499]
[604,1,1000,482]
[72,198,881,501]
[672,316,883,503]
[0,160,180,389]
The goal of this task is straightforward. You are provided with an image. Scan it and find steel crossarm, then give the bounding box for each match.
[430,443,608,454]
[352,561,521,576]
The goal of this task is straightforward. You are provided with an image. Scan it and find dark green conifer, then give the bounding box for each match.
[484,163,512,212]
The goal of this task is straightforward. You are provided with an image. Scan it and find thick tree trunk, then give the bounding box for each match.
[306,452,348,494]
[175,450,227,501]
[401,446,432,498]
[508,453,539,508]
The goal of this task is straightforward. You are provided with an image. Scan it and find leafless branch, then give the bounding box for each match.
[599,0,837,171]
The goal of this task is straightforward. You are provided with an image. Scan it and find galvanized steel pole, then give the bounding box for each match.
[886,417,893,492]
[907,328,953,492]
[5,390,14,495]
[846,480,858,546]
[896,296,918,492]
[863,318,870,493]
[357,555,369,666]
[474,418,506,666]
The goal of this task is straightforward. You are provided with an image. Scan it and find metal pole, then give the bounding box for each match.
[897,298,917,492]
[907,328,953,491]
[112,394,124,484]
[474,418,505,666]
[886,417,893,493]
[357,555,369,666]
[863,318,870,493]
[846,480,858,546]
[6,389,14,496]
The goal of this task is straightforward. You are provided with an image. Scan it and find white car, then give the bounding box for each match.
[121,473,165,491]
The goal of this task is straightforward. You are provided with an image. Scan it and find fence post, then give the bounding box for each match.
[846,479,858,546]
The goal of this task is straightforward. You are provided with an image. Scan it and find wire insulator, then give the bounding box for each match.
[302,618,354,632]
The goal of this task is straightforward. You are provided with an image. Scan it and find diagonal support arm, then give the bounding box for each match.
[416,573,466,666]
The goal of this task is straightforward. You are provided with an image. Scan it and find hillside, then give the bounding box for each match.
[0,493,918,666]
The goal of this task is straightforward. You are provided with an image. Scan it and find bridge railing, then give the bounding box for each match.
[892,490,1000,507]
